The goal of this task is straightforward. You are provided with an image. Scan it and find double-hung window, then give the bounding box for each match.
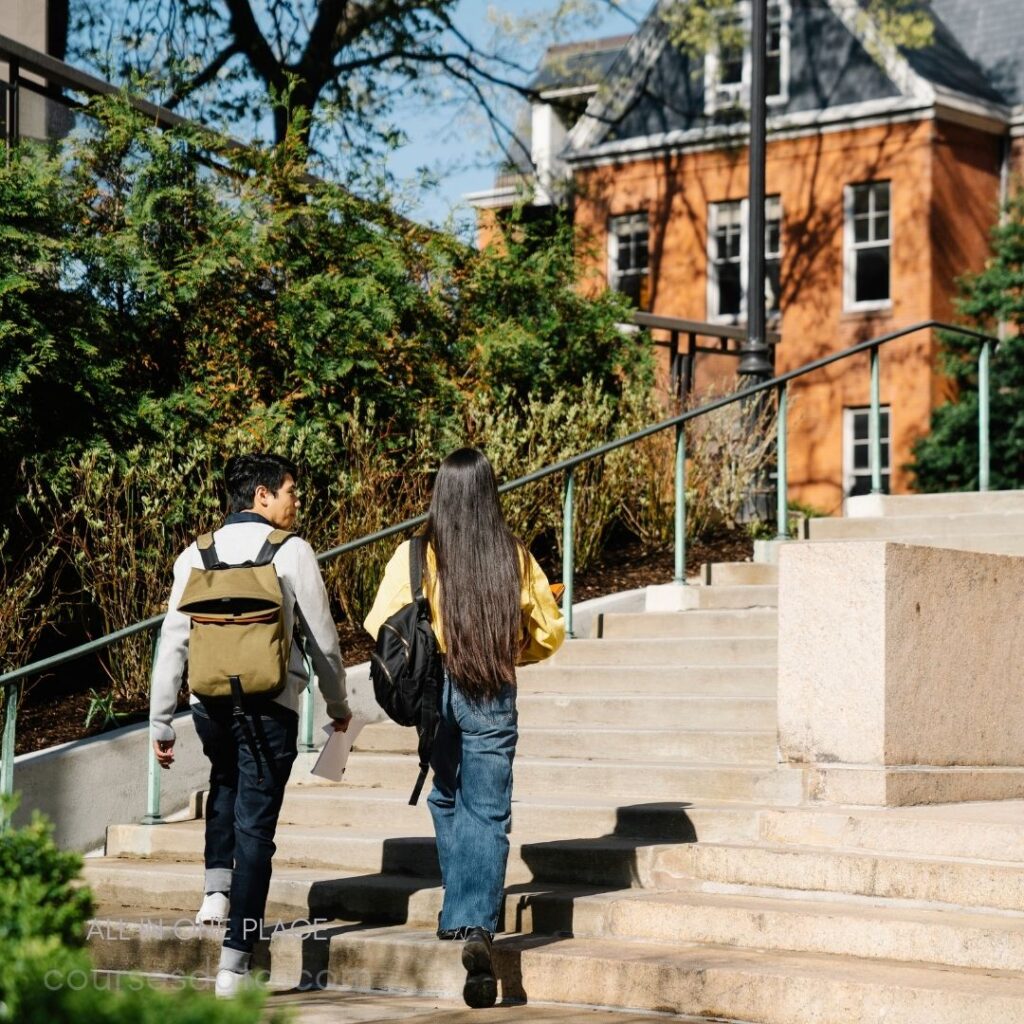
[708,196,782,321]
[844,406,891,496]
[705,1,789,113]
[608,212,650,310]
[845,181,891,311]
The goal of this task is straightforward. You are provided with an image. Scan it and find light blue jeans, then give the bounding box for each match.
[428,669,518,934]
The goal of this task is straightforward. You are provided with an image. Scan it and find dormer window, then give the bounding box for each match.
[705,0,789,114]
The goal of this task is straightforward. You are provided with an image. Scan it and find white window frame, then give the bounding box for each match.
[707,199,747,323]
[707,195,783,324]
[843,181,892,313]
[843,405,891,497]
[704,0,791,116]
[607,212,651,309]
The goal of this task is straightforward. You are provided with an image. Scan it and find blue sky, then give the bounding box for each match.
[64,0,645,235]
[385,0,645,233]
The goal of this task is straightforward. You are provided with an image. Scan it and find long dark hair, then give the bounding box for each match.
[423,448,523,699]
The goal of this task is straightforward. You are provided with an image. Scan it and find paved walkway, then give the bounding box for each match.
[266,990,702,1022]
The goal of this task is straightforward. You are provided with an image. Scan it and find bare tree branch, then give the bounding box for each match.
[165,43,243,109]
[221,0,289,89]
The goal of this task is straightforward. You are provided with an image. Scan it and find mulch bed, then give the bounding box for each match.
[12,529,752,756]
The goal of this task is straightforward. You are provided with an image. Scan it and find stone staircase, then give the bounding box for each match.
[83,490,1024,1022]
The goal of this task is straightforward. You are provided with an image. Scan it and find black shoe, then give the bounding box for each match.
[461,927,497,1009]
[437,911,460,941]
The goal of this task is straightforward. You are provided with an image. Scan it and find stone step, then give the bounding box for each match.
[356,722,777,764]
[81,862,628,934]
[276,788,764,842]
[570,888,1024,974]
[808,510,1024,542]
[303,753,801,804]
[759,801,1024,863]
[515,665,777,697]
[596,609,777,639]
[653,840,1024,912]
[83,861,1024,975]
[551,637,776,667]
[87,920,1024,1023]
[802,532,1024,558]
[701,561,779,587]
[514,691,778,729]
[103,821,678,888]
[649,584,779,611]
[845,490,1024,518]
[84,864,622,939]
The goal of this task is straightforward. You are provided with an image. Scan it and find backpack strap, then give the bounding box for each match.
[410,535,427,605]
[407,534,439,806]
[197,532,219,570]
[229,675,266,786]
[254,529,294,567]
[409,665,440,806]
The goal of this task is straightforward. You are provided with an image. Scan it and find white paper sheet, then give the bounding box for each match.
[310,718,365,782]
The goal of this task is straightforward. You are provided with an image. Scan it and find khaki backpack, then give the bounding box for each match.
[177,529,295,700]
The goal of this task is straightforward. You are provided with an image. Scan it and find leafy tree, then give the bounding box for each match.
[910,187,1024,491]
[68,0,586,153]
[0,95,647,535]
[458,208,648,402]
[65,1,933,174]
[0,147,126,507]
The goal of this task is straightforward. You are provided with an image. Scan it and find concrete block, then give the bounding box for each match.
[778,542,1024,804]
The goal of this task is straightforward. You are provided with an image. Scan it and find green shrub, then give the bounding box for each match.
[0,799,285,1023]
[4,96,654,680]
[910,186,1024,491]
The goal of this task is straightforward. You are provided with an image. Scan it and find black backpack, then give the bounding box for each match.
[369,536,442,805]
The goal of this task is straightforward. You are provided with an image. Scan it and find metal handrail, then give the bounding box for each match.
[0,318,1000,822]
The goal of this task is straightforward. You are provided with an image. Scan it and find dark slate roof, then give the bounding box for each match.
[921,0,1024,105]
[530,35,631,92]
[557,0,1022,158]
[588,0,903,147]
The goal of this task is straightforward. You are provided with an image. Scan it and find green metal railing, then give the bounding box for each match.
[0,319,998,826]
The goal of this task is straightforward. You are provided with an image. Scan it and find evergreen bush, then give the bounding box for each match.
[910,187,1024,491]
[0,799,281,1023]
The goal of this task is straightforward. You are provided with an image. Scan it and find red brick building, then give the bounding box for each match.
[469,0,1024,513]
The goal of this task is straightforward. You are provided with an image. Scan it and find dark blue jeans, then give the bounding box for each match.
[428,671,518,934]
[192,699,298,954]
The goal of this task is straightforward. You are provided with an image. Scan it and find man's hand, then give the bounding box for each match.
[153,739,175,769]
[331,713,353,733]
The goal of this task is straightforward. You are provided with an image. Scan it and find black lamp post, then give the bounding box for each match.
[738,0,774,381]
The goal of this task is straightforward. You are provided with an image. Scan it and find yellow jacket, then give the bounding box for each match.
[364,539,565,665]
